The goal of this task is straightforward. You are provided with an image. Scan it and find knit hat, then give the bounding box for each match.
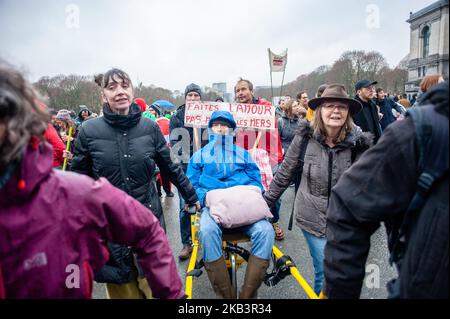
[149,104,161,116]
[56,109,72,121]
[135,98,147,113]
[184,83,202,98]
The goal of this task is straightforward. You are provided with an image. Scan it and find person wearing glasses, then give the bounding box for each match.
[263,84,373,296]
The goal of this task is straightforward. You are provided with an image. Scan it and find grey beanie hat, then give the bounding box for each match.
[184,83,202,98]
[56,109,72,121]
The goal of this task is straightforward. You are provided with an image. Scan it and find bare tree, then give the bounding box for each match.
[260,50,406,100]
[33,50,407,114]
[34,75,183,113]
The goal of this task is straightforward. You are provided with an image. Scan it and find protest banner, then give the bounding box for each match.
[268,49,287,73]
[268,48,288,101]
[184,101,275,130]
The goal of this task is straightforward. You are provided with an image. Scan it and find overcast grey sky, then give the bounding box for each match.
[0,0,435,92]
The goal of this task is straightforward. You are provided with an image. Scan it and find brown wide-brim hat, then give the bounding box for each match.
[308,84,362,115]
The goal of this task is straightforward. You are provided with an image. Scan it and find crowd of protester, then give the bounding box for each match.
[0,63,447,300]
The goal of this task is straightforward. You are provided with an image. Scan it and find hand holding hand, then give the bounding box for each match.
[63,150,73,160]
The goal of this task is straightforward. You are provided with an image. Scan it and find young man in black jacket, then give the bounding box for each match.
[352,80,383,143]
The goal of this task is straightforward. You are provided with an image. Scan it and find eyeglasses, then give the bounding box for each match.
[322,103,349,111]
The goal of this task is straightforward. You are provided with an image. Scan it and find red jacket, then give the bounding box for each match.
[156,117,170,142]
[43,123,65,167]
[0,142,184,299]
[235,97,283,166]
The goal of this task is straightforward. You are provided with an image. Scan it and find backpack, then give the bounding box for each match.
[387,103,449,299]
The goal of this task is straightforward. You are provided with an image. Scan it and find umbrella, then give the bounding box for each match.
[152,100,175,109]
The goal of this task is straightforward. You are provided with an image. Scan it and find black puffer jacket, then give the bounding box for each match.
[72,103,198,284]
[72,103,198,221]
[72,104,197,226]
[169,104,209,171]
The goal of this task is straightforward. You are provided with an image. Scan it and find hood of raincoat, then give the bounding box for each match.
[207,110,237,146]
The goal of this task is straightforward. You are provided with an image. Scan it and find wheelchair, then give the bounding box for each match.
[184,207,324,299]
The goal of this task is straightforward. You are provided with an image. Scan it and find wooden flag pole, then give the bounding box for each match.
[193,127,200,153]
[269,49,274,103]
[270,71,274,104]
[252,130,263,152]
[279,67,286,98]
[279,48,288,98]
[62,126,73,171]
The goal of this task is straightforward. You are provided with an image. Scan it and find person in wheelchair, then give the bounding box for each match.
[187,110,275,299]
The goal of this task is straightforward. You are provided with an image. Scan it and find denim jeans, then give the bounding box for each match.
[302,229,326,296]
[199,208,275,262]
[179,195,191,246]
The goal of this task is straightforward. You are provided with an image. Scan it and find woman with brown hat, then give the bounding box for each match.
[263,84,373,295]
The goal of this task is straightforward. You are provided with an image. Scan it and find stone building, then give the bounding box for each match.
[405,0,449,98]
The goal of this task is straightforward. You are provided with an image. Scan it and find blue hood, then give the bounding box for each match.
[207,111,236,144]
[208,110,237,129]
[187,111,264,206]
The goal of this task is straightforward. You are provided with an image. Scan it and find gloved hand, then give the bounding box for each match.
[184,201,201,213]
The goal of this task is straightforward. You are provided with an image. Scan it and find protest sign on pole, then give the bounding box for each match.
[268,49,288,73]
[268,48,288,103]
[184,101,275,130]
[193,127,200,153]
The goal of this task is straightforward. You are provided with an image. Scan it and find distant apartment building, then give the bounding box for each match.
[211,82,235,102]
[224,93,233,103]
[212,82,227,95]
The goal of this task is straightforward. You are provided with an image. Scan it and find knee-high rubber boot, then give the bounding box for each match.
[204,256,235,299]
[239,255,270,299]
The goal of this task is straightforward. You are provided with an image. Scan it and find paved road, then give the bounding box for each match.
[93,186,397,299]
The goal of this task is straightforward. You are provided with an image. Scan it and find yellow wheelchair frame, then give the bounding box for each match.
[185,211,324,299]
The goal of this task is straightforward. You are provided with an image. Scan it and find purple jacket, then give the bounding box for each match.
[0,142,184,299]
